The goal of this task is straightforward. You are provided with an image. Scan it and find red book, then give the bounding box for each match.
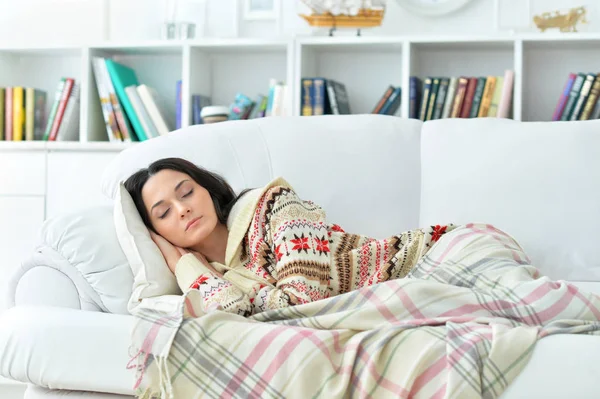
[552,73,577,121]
[460,77,478,118]
[48,78,75,141]
[5,88,12,141]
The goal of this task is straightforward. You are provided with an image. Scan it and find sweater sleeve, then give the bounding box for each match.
[174,253,253,316]
[255,186,332,311]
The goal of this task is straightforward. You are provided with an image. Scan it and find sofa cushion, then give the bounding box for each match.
[419,118,600,281]
[113,183,181,313]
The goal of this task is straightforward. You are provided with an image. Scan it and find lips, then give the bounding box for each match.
[186,216,202,231]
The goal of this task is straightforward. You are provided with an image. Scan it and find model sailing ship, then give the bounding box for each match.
[300,0,386,36]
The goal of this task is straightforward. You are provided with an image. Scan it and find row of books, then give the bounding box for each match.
[94,57,173,142]
[301,78,352,116]
[411,71,515,121]
[0,78,81,142]
[553,73,600,121]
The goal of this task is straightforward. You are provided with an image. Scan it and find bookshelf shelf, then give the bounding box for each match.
[1,33,599,146]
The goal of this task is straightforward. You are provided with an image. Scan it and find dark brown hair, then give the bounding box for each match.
[124,157,250,233]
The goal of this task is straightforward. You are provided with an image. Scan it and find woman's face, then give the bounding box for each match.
[141,169,219,248]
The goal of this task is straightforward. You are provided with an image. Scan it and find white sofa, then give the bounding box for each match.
[1,114,600,398]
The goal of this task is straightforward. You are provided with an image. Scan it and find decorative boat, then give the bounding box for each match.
[300,0,386,35]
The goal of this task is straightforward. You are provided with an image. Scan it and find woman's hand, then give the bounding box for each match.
[150,231,185,273]
[150,231,223,277]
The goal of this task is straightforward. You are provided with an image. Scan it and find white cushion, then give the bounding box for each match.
[419,118,600,281]
[113,183,181,313]
[9,206,133,314]
[0,306,135,396]
[25,386,132,399]
[101,115,424,239]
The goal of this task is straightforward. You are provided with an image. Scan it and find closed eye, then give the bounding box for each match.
[159,209,170,219]
[183,189,193,198]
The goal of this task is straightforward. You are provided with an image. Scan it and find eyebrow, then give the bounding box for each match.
[150,179,189,213]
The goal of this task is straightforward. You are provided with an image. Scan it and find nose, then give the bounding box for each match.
[177,203,191,218]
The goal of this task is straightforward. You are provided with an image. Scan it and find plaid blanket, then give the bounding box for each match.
[128,223,600,398]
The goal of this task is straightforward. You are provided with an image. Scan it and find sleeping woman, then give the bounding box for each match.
[124,157,456,316]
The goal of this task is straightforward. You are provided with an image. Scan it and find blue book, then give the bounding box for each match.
[380,87,402,115]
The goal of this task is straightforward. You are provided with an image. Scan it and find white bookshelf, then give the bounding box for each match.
[0,33,599,148]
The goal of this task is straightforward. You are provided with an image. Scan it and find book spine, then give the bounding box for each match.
[441,77,458,119]
[25,88,35,141]
[48,78,74,141]
[552,73,577,121]
[432,78,449,120]
[56,83,80,141]
[477,77,497,117]
[560,73,585,121]
[326,81,339,115]
[176,79,182,129]
[372,85,394,114]
[460,78,478,118]
[5,88,13,141]
[425,78,440,121]
[12,87,24,141]
[92,57,121,142]
[579,74,600,120]
[419,78,432,121]
[409,77,420,119]
[33,90,47,140]
[469,77,487,118]
[381,87,401,115]
[570,73,595,121]
[301,78,314,116]
[312,78,326,115]
[0,88,4,140]
[100,59,129,141]
[497,70,515,119]
[450,78,469,118]
[266,78,278,117]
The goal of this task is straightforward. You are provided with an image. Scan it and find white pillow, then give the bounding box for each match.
[113,182,182,314]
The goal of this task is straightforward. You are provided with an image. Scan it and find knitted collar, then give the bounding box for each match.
[224,176,292,267]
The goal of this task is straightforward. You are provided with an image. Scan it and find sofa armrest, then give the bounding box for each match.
[7,206,134,315]
[0,306,135,395]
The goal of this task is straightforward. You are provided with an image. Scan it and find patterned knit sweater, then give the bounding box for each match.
[174,177,455,316]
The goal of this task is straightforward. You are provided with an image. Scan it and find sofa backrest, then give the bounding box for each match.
[419,118,600,281]
[102,115,423,238]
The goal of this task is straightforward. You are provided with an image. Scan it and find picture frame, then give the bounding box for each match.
[243,0,281,21]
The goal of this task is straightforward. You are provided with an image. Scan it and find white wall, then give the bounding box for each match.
[0,0,596,46]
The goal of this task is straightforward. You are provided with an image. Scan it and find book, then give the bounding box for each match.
[12,87,25,141]
[25,88,46,141]
[373,85,395,114]
[56,83,80,141]
[469,77,487,118]
[0,88,4,140]
[441,77,458,119]
[569,73,595,121]
[48,78,75,141]
[380,87,401,116]
[431,78,449,120]
[301,78,313,116]
[419,78,432,121]
[92,57,122,142]
[450,77,469,118]
[270,83,287,117]
[409,77,421,119]
[229,92,254,120]
[105,59,147,141]
[487,76,504,118]
[312,78,327,115]
[560,73,585,121]
[266,78,278,117]
[579,74,600,120]
[477,76,497,117]
[425,78,440,121]
[5,88,12,141]
[326,79,351,115]
[552,73,577,121]
[497,70,514,119]
[125,85,159,139]
[176,80,182,130]
[137,84,172,135]
[460,77,478,118]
